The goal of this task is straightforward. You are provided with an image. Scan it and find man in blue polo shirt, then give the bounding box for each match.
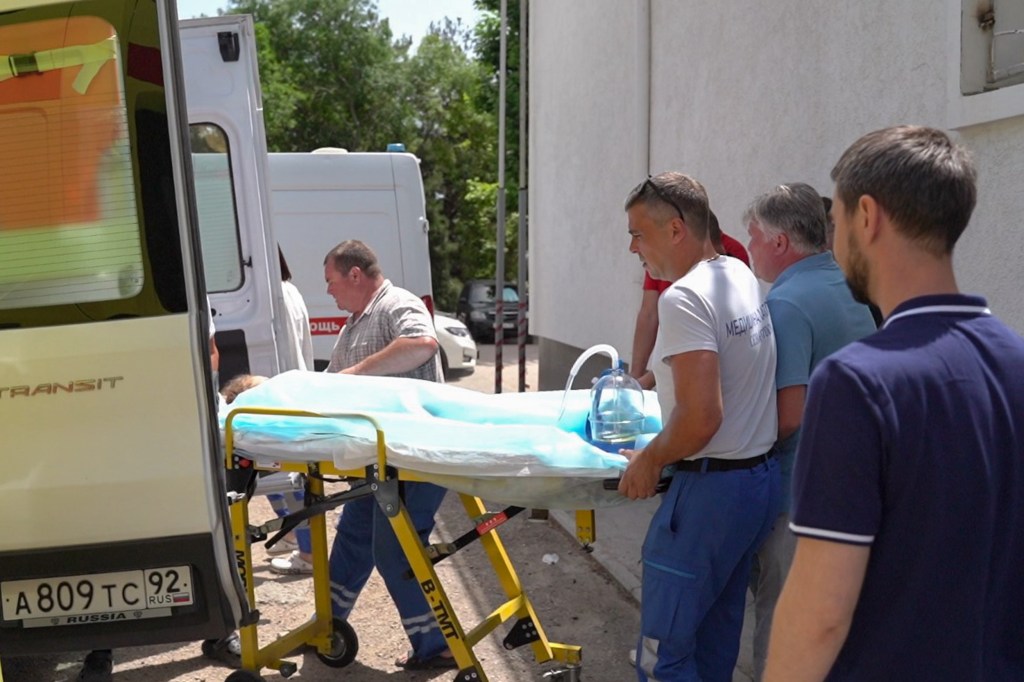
[743,182,876,681]
[765,125,1024,681]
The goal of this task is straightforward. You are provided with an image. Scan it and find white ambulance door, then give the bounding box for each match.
[180,15,285,383]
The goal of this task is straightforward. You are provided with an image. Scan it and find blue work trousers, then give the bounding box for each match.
[267,492,312,553]
[636,457,781,682]
[328,481,449,659]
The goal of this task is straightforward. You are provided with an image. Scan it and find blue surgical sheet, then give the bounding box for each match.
[221,371,662,508]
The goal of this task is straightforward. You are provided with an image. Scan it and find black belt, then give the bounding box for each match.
[675,449,774,473]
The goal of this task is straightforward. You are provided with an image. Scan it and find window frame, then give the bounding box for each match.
[947,0,1024,129]
[189,121,245,294]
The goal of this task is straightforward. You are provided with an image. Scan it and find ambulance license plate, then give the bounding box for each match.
[1,566,193,626]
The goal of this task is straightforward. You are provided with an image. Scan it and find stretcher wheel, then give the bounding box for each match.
[316,617,359,668]
[225,670,265,682]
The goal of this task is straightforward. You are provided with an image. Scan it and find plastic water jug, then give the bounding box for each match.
[589,368,646,445]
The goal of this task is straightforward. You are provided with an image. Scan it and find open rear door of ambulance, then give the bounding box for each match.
[0,0,250,655]
[180,14,288,386]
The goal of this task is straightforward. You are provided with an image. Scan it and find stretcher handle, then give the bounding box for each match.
[223,407,388,478]
[602,477,673,493]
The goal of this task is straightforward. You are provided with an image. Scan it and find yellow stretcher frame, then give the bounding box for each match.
[222,406,592,682]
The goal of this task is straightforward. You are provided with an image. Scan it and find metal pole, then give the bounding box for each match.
[517,0,528,393]
[494,0,508,394]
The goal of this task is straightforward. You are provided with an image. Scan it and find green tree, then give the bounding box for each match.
[472,0,524,285]
[222,0,504,308]
[473,0,521,199]
[227,0,409,152]
[251,21,304,144]
[402,20,498,309]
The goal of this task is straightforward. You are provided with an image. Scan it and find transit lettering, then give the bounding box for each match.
[0,377,124,400]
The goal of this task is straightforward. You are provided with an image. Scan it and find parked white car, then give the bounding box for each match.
[435,312,477,376]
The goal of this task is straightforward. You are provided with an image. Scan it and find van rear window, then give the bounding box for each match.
[0,15,143,310]
[190,123,244,293]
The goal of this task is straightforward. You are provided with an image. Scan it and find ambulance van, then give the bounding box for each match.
[0,0,249,657]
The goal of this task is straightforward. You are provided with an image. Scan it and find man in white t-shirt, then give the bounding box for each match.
[620,173,781,681]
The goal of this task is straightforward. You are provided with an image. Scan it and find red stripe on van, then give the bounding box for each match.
[312,295,431,336]
[310,317,347,335]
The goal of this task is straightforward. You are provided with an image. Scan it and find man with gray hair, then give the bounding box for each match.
[743,183,876,681]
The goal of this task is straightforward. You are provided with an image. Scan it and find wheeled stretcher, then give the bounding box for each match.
[222,406,602,682]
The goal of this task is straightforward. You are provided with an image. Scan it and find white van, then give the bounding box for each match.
[0,2,248,656]
[268,150,435,370]
[179,16,438,378]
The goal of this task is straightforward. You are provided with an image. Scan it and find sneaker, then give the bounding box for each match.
[201,632,241,669]
[628,648,637,666]
[270,550,314,575]
[265,538,299,556]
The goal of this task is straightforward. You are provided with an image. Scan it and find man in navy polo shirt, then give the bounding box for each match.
[765,125,1024,681]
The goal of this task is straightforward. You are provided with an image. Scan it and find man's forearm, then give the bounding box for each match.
[765,589,849,682]
[630,291,660,380]
[630,322,656,380]
[343,336,437,376]
[764,539,869,682]
[643,404,720,468]
[776,384,807,442]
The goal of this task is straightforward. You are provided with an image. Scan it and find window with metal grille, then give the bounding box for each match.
[962,0,1024,94]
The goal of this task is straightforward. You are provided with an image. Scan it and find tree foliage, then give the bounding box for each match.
[223,0,514,310]
[401,20,497,307]
[227,0,408,152]
[471,0,524,286]
[473,0,521,199]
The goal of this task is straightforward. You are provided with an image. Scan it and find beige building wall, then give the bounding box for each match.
[530,0,1024,389]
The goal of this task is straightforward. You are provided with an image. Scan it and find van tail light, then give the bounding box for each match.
[421,295,434,317]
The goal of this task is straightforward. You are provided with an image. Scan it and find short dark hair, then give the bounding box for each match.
[707,209,725,254]
[743,183,827,254]
[324,240,382,277]
[625,172,711,240]
[831,126,977,255]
